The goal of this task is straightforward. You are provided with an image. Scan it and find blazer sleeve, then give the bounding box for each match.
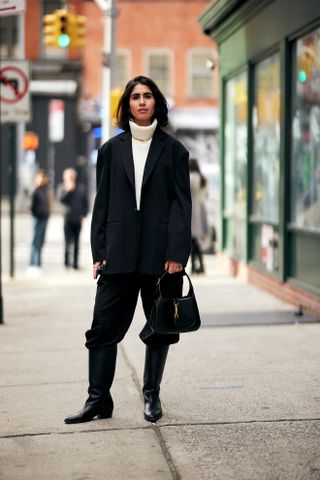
[166,142,192,266]
[90,143,111,263]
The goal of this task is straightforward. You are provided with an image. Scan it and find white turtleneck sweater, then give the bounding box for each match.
[129,119,157,210]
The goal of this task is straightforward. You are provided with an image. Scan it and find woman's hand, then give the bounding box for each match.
[93,260,106,279]
[164,260,183,274]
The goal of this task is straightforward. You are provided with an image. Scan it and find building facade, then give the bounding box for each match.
[82,0,220,220]
[200,0,320,314]
[1,0,219,210]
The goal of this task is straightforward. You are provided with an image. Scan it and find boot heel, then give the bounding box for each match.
[98,409,113,419]
[98,395,114,419]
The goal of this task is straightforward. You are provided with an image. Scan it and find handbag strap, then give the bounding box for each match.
[157,270,194,297]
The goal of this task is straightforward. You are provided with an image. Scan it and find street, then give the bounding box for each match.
[0,213,320,479]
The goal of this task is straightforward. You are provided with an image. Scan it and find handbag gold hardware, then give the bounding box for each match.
[173,300,179,319]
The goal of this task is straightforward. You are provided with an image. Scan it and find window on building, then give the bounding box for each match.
[291,27,320,230]
[252,52,280,223]
[114,51,130,89]
[0,15,18,58]
[146,51,171,96]
[42,0,67,59]
[189,50,214,99]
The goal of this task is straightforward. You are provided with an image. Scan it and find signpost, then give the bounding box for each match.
[0,0,26,325]
[48,99,65,191]
[0,59,30,281]
[0,60,30,123]
[0,0,25,16]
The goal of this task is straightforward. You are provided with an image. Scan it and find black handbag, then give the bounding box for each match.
[149,271,201,334]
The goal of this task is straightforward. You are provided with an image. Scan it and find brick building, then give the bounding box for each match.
[1,0,219,218]
[82,0,220,177]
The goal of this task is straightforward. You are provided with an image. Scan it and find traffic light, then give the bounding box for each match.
[42,10,87,48]
[69,14,87,47]
[297,49,313,83]
[56,9,71,48]
[43,12,60,47]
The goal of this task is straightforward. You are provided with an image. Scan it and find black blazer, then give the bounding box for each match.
[91,127,192,276]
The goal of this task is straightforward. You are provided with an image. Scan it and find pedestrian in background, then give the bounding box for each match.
[28,169,50,276]
[64,75,192,425]
[189,158,209,274]
[59,168,88,270]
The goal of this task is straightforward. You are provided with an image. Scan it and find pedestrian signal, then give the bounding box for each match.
[24,132,39,151]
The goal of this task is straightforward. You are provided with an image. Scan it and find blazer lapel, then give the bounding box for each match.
[119,132,135,193]
[142,129,166,188]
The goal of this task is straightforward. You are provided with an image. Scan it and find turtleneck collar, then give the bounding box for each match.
[129,119,158,142]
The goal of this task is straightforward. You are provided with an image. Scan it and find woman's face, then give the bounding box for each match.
[129,83,155,126]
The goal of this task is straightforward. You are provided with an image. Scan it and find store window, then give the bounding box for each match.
[224,71,247,217]
[114,51,130,89]
[291,27,320,230]
[189,50,214,99]
[146,50,172,96]
[224,71,247,259]
[252,53,280,223]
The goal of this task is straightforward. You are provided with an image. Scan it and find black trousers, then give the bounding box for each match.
[85,272,183,350]
[64,220,81,269]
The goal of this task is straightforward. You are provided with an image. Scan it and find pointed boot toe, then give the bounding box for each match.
[64,395,113,424]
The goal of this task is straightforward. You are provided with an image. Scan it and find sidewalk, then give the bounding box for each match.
[0,215,320,479]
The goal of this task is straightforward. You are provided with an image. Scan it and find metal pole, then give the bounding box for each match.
[97,0,117,143]
[7,13,18,279]
[16,10,26,209]
[0,142,3,325]
[8,124,16,278]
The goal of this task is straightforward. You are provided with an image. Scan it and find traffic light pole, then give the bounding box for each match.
[95,0,117,143]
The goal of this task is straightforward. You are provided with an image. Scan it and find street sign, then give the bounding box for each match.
[49,99,64,142]
[0,60,30,123]
[0,0,25,16]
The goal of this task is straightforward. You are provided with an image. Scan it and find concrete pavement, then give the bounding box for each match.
[0,214,320,479]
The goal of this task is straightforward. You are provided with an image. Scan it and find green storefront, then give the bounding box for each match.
[200,0,320,313]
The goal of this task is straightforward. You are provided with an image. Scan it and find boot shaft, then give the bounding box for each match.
[143,345,169,392]
[88,345,117,398]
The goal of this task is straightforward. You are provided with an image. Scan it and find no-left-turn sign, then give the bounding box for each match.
[0,60,31,123]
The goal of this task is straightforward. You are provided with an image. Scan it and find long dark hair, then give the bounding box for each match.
[115,75,169,131]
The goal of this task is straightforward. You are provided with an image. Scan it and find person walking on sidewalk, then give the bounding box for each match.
[64,75,192,424]
[189,158,209,274]
[28,169,50,275]
[59,168,88,270]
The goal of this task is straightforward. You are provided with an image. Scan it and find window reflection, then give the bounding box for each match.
[291,28,320,230]
[252,53,280,223]
[224,72,247,217]
[224,71,247,259]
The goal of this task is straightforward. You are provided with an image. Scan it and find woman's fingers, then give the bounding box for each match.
[165,260,183,274]
[93,260,105,279]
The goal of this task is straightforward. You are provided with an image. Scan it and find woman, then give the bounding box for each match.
[64,76,191,424]
[189,158,209,274]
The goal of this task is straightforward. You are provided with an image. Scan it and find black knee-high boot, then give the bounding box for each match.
[143,345,169,422]
[64,345,117,424]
